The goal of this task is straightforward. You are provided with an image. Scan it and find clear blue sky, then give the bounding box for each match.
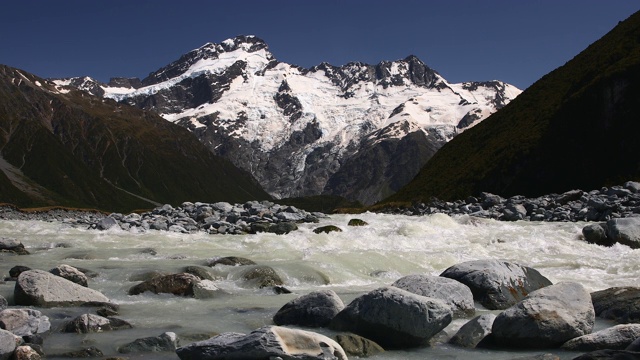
[1,1,637,89]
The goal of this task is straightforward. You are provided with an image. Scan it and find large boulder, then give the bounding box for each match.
[128,273,200,296]
[561,324,640,351]
[49,264,89,287]
[273,290,344,327]
[0,309,50,337]
[491,282,594,348]
[591,287,640,323]
[176,326,347,360]
[329,286,452,348]
[440,260,553,310]
[582,224,613,246]
[63,314,132,333]
[207,256,256,267]
[14,270,109,307]
[238,266,284,288]
[0,329,20,360]
[118,332,178,353]
[0,238,28,255]
[449,314,496,348]
[392,274,475,317]
[605,218,640,248]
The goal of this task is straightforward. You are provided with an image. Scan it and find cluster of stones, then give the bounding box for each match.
[0,205,104,225]
[90,201,325,235]
[388,181,640,223]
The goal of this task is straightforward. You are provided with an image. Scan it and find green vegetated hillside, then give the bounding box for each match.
[0,65,270,212]
[385,11,640,204]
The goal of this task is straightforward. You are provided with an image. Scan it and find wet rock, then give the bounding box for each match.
[96,217,117,230]
[96,307,118,317]
[605,218,640,248]
[583,224,612,246]
[273,290,345,327]
[491,282,594,348]
[440,259,553,310]
[192,280,223,299]
[0,309,50,336]
[591,287,640,323]
[561,324,640,351]
[572,349,640,359]
[313,225,343,234]
[55,346,103,358]
[128,273,200,296]
[50,264,89,287]
[118,331,178,353]
[183,266,217,281]
[348,218,368,226]
[329,286,452,348]
[63,314,132,333]
[0,329,20,360]
[14,270,109,307]
[239,266,283,288]
[8,266,31,280]
[0,297,6,311]
[449,314,496,348]
[392,274,475,317]
[207,256,256,267]
[0,238,28,255]
[268,221,298,235]
[175,326,347,360]
[12,345,42,360]
[128,270,170,282]
[335,333,384,357]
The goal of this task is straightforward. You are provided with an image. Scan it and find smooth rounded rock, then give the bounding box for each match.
[591,287,640,323]
[561,324,640,351]
[12,345,41,360]
[14,270,109,307]
[238,266,283,288]
[50,264,89,287]
[583,224,612,246]
[392,274,475,317]
[273,290,344,327]
[128,273,200,296]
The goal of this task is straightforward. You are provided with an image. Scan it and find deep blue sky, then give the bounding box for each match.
[1,1,637,89]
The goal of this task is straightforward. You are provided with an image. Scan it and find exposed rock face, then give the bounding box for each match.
[491,282,595,348]
[449,314,496,348]
[273,290,345,327]
[329,286,452,348]
[0,309,50,337]
[175,326,347,360]
[591,287,640,323]
[392,274,475,317]
[13,270,109,307]
[128,273,200,296]
[561,324,640,351]
[440,260,552,310]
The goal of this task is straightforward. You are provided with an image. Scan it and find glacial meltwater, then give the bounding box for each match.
[1,213,638,359]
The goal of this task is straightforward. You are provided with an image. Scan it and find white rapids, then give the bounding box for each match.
[0,212,637,359]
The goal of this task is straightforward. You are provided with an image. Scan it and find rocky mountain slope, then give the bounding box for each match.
[56,36,520,205]
[386,11,640,204]
[0,65,269,211]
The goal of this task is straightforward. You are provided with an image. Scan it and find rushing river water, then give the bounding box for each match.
[1,212,638,359]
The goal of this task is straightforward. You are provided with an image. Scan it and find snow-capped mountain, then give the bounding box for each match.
[54,35,521,205]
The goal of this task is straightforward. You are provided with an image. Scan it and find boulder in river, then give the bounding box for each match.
[335,333,384,357]
[0,329,20,360]
[561,324,640,351]
[12,345,42,360]
[449,314,496,348]
[14,270,110,307]
[118,331,178,354]
[63,314,132,333]
[207,256,256,267]
[392,274,475,317]
[329,286,452,348]
[128,273,200,296]
[49,264,89,287]
[0,237,28,255]
[605,218,640,248]
[591,287,640,323]
[0,309,50,337]
[175,326,347,360]
[273,290,345,327]
[440,259,553,310]
[491,282,594,348]
[238,266,284,288]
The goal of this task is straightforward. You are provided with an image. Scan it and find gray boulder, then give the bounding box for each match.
[491,282,594,348]
[273,290,344,327]
[63,314,132,333]
[591,287,640,323]
[118,331,178,353]
[192,280,223,299]
[440,259,553,310]
[583,224,612,246]
[0,309,50,336]
[329,286,452,348]
[176,326,347,360]
[50,264,89,287]
[14,270,109,307]
[0,329,20,360]
[239,265,284,288]
[392,274,475,317]
[0,237,28,255]
[128,273,200,296]
[561,324,640,351]
[96,217,117,230]
[0,297,6,311]
[449,314,496,348]
[503,203,528,221]
[335,333,384,357]
[605,218,640,248]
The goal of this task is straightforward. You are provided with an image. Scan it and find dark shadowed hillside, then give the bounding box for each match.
[0,65,269,211]
[385,11,640,204]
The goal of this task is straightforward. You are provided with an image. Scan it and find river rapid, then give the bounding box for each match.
[1,212,638,359]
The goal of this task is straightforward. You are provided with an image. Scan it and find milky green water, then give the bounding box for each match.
[0,213,636,359]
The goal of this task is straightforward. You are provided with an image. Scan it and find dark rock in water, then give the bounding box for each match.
[561,324,640,351]
[491,282,594,348]
[8,266,31,280]
[50,264,89,287]
[55,346,104,358]
[335,333,384,357]
[627,337,640,351]
[128,273,200,296]
[271,285,292,294]
[313,225,343,234]
[63,314,132,334]
[268,221,298,235]
[207,256,256,267]
[605,218,640,248]
[329,286,452,348]
[183,266,217,281]
[96,306,118,317]
[128,270,170,282]
[14,270,109,307]
[175,326,347,360]
[239,266,283,288]
[572,349,640,360]
[440,259,553,310]
[392,274,475,317]
[118,332,178,353]
[348,218,368,226]
[0,309,50,336]
[273,290,344,327]
[583,224,612,246]
[0,237,29,255]
[449,314,496,348]
[591,287,640,323]
[96,217,117,230]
